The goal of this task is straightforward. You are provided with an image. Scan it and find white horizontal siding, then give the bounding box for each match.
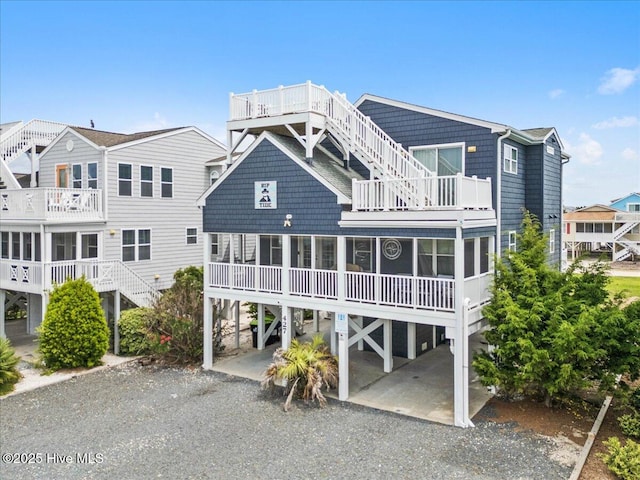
[103,130,224,288]
[39,132,102,188]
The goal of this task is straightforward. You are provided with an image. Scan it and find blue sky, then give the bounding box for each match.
[1,0,638,207]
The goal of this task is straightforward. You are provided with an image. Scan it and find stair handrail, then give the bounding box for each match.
[320,85,435,180]
[47,259,161,308]
[1,119,67,166]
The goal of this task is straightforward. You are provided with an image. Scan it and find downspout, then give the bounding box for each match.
[496,129,511,259]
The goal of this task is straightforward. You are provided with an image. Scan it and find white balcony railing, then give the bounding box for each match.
[351,174,492,211]
[0,188,104,221]
[0,259,159,308]
[206,262,470,312]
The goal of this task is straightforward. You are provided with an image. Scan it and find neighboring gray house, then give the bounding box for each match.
[198,82,569,427]
[1,121,226,338]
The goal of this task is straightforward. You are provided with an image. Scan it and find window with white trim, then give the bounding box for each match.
[186,228,198,245]
[1,232,8,259]
[118,163,132,196]
[210,234,220,261]
[88,162,98,189]
[269,235,282,266]
[504,145,518,174]
[549,229,555,254]
[72,164,82,188]
[508,231,517,251]
[122,229,151,261]
[409,143,464,175]
[628,203,640,212]
[140,165,153,197]
[161,167,173,198]
[417,239,454,277]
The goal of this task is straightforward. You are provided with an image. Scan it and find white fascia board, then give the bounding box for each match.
[354,94,509,133]
[196,131,350,207]
[39,127,102,159]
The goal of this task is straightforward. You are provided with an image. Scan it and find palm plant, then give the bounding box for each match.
[262,334,338,411]
[0,337,21,395]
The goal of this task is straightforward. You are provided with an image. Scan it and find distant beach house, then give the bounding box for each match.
[198,81,568,427]
[1,120,225,339]
[564,192,640,261]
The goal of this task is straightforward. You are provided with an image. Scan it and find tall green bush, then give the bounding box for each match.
[37,276,109,370]
[118,307,154,356]
[0,337,21,395]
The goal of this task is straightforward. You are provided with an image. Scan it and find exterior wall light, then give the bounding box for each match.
[284,214,292,227]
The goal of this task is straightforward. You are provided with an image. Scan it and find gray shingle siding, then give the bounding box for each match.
[357,100,497,187]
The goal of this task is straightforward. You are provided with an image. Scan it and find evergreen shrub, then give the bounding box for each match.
[37,277,109,370]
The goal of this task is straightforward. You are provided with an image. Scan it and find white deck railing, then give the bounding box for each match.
[230,82,434,206]
[351,174,492,211]
[206,262,466,312]
[0,259,159,308]
[0,188,104,221]
[1,119,67,166]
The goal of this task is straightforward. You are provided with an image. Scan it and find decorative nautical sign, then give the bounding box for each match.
[382,238,402,260]
[255,181,277,209]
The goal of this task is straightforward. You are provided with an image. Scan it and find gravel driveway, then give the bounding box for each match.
[1,362,573,480]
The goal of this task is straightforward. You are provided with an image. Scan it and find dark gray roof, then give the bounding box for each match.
[521,128,554,139]
[70,126,184,147]
[270,133,365,198]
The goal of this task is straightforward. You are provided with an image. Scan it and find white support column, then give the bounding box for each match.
[453,225,470,427]
[30,145,37,187]
[407,322,416,360]
[234,300,240,349]
[338,330,349,401]
[113,290,120,355]
[203,296,213,369]
[330,312,336,354]
[282,234,290,296]
[313,310,319,333]
[356,316,364,351]
[257,303,265,350]
[0,290,5,338]
[337,236,346,301]
[383,318,393,373]
[281,305,292,350]
[305,118,313,161]
[335,311,349,401]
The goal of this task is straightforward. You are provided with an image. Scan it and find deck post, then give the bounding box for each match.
[257,303,265,350]
[234,300,240,349]
[383,318,393,373]
[203,296,213,369]
[338,330,349,400]
[113,290,120,355]
[0,290,5,338]
[282,305,292,350]
[407,322,416,359]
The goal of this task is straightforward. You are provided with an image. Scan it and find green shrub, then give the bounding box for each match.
[118,307,154,356]
[599,437,640,480]
[0,337,21,395]
[145,266,223,364]
[624,300,640,322]
[619,412,640,440]
[37,277,109,370]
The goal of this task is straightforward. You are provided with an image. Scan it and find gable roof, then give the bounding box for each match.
[197,131,365,206]
[610,192,640,204]
[69,126,183,147]
[41,125,226,157]
[564,204,620,221]
[354,94,568,156]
